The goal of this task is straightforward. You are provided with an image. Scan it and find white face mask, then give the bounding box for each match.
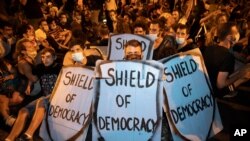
[72,52,84,62]
[149,34,158,40]
[176,37,185,45]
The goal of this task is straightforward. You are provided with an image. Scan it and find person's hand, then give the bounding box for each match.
[241,64,250,79]
[25,86,31,95]
[244,71,250,79]
[213,10,222,16]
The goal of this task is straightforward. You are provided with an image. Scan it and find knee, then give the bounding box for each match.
[0,95,9,103]
[18,108,29,118]
[11,92,23,104]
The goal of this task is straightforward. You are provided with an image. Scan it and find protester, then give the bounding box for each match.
[107,10,130,34]
[97,23,110,46]
[5,48,61,141]
[203,22,250,98]
[0,0,250,140]
[47,18,72,50]
[0,58,23,127]
[124,39,143,60]
[15,38,40,97]
[133,21,147,35]
[63,39,87,66]
[175,23,197,52]
[0,22,17,63]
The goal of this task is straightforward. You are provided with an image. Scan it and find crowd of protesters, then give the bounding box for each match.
[1,0,250,140]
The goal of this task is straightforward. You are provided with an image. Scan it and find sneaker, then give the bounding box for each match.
[223,91,238,98]
[17,134,33,141]
[5,116,16,127]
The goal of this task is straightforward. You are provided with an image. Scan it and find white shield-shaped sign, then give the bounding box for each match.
[160,49,219,141]
[40,66,95,141]
[92,60,163,141]
[107,34,154,60]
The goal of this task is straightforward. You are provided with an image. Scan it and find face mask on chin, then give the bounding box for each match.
[72,52,84,62]
[125,54,142,60]
[149,34,158,41]
[176,37,185,45]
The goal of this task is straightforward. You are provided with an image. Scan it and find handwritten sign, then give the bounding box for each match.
[107,34,154,60]
[160,48,223,141]
[39,66,95,141]
[92,60,163,141]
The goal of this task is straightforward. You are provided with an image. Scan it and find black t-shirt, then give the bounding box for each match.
[202,45,235,96]
[177,43,196,53]
[33,63,62,96]
[153,35,177,60]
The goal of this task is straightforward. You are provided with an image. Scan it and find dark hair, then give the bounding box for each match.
[2,22,13,29]
[124,39,142,51]
[109,10,117,15]
[59,12,68,18]
[217,22,234,41]
[215,13,228,24]
[38,18,47,26]
[99,24,109,36]
[46,17,55,25]
[133,21,147,31]
[123,12,132,19]
[41,48,56,57]
[72,29,87,43]
[17,24,31,38]
[14,38,30,58]
[68,39,85,49]
[150,19,163,30]
[176,23,189,33]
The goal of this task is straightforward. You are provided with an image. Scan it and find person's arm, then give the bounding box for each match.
[217,71,240,89]
[18,60,38,95]
[18,61,37,82]
[63,51,74,66]
[217,68,250,89]
[184,0,194,21]
[199,10,221,25]
[59,30,72,45]
[0,41,5,58]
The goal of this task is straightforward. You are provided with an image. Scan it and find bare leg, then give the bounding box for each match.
[0,95,10,120]
[24,105,45,137]
[5,108,29,141]
[0,92,23,120]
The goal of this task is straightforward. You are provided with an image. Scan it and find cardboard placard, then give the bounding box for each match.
[39,66,95,141]
[107,34,154,60]
[160,48,223,141]
[93,60,163,141]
